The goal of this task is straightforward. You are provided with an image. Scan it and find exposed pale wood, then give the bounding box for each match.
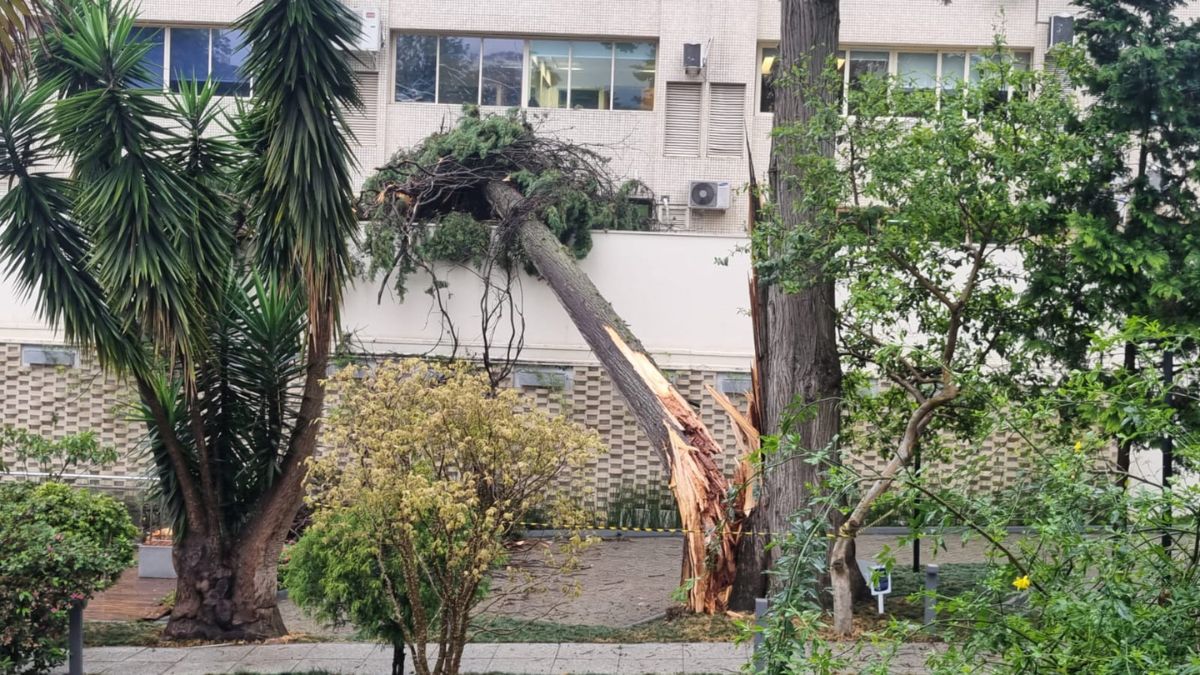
[487,179,744,612]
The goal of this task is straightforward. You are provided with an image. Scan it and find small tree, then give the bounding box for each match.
[755,48,1104,635]
[308,359,603,675]
[0,482,137,674]
[285,504,440,675]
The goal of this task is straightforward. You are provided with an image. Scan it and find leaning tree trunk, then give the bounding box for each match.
[487,180,745,613]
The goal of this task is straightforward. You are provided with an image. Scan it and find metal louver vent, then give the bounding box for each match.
[707,83,745,157]
[664,82,702,157]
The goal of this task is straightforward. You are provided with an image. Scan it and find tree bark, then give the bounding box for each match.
[731,0,867,609]
[487,180,744,613]
[163,533,286,640]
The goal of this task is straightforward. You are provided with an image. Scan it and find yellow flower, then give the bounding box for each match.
[1074,440,1084,453]
[1012,575,1031,591]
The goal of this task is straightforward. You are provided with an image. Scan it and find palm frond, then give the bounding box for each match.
[235,0,361,320]
[0,0,49,77]
[0,77,143,371]
[41,0,201,361]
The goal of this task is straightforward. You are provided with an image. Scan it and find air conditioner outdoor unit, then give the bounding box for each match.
[1049,14,1075,47]
[353,8,382,51]
[688,180,731,210]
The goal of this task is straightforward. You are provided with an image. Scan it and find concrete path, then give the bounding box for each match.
[62,642,751,674]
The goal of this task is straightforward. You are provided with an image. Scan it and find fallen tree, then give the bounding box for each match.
[360,110,755,612]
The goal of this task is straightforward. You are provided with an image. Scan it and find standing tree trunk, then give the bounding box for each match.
[164,532,288,639]
[731,0,867,608]
[487,180,745,613]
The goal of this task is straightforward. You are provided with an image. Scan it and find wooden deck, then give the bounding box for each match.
[86,568,174,621]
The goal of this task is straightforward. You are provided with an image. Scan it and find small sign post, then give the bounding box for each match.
[868,564,892,614]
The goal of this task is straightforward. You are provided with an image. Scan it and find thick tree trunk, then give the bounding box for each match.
[163,532,286,639]
[487,180,743,613]
[731,0,867,609]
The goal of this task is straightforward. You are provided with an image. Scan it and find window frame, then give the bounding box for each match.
[134,24,252,97]
[395,32,657,112]
[758,44,1033,116]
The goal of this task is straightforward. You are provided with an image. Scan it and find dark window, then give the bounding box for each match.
[438,36,481,105]
[481,38,523,107]
[613,42,656,111]
[395,34,437,102]
[760,47,778,112]
[211,29,250,96]
[169,27,209,92]
[129,27,164,89]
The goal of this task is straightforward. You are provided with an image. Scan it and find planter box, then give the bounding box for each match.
[138,544,176,579]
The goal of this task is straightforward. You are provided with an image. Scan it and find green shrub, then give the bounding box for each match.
[0,482,137,674]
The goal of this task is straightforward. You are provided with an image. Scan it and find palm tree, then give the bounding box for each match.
[0,0,360,638]
[0,0,50,75]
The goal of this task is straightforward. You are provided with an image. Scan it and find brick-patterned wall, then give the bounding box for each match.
[1,341,1043,504]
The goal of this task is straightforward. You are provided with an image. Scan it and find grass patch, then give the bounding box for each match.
[84,621,163,647]
[469,611,739,643]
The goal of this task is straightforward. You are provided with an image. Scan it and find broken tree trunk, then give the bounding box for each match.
[486,179,744,613]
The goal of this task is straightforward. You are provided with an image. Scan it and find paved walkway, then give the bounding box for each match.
[62,642,751,674]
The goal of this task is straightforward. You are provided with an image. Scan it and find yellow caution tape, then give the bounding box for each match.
[515,521,784,538]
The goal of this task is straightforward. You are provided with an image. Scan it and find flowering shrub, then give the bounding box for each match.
[307,359,603,675]
[0,482,137,673]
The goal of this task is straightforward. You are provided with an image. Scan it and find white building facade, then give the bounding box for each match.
[4,0,1195,496]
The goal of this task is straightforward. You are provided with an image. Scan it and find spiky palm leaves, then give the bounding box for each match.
[0,0,360,605]
[0,0,50,76]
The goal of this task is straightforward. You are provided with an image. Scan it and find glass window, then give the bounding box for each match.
[395,35,438,102]
[613,42,655,111]
[481,38,523,107]
[896,52,937,115]
[897,52,937,91]
[211,29,250,96]
[570,41,612,110]
[940,52,967,90]
[760,46,778,112]
[847,50,888,112]
[169,27,210,92]
[528,40,569,109]
[438,36,481,105]
[130,27,164,89]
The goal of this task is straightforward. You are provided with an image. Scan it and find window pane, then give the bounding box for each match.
[570,41,612,110]
[897,53,937,90]
[211,29,250,96]
[129,27,164,89]
[528,40,569,108]
[941,52,966,89]
[896,52,937,116]
[760,46,778,113]
[481,38,523,107]
[169,28,210,92]
[847,50,888,113]
[438,36,481,105]
[395,35,437,102]
[613,42,655,111]
[848,50,889,87]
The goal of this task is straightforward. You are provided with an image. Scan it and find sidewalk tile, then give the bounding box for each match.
[492,643,560,659]
[683,658,745,673]
[246,644,317,661]
[457,657,496,673]
[99,663,173,675]
[461,643,501,659]
[180,645,258,663]
[681,643,743,659]
[305,642,387,660]
[123,648,189,663]
[162,662,232,674]
[221,659,301,673]
[291,658,368,673]
[617,643,684,659]
[489,657,559,673]
[618,657,686,674]
[554,657,622,673]
[556,644,615,659]
[88,647,148,662]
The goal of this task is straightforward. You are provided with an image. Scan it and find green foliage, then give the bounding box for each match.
[0,0,362,637]
[283,504,440,651]
[1022,0,1200,365]
[309,359,603,674]
[359,108,653,299]
[0,482,137,674]
[0,427,117,479]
